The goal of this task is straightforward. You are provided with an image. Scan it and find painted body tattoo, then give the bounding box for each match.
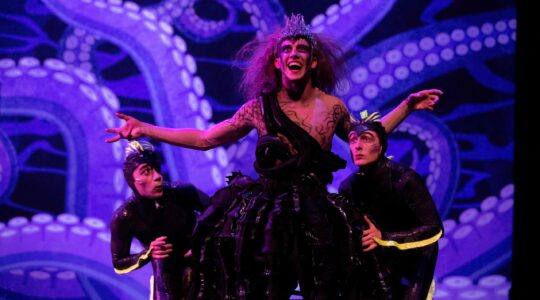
[228,99,267,134]
[228,95,351,151]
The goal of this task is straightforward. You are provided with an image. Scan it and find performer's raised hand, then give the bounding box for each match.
[105,113,148,143]
[406,89,443,111]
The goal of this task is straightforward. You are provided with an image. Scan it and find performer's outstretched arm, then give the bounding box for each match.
[105,99,259,150]
[335,89,442,141]
[381,89,443,133]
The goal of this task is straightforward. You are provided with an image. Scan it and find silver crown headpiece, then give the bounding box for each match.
[278,14,317,50]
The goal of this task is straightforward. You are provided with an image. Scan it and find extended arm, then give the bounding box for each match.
[105,100,258,150]
[335,89,443,141]
[381,89,443,133]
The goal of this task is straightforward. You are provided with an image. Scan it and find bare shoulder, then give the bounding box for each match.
[231,97,265,133]
[319,92,342,103]
[243,97,261,108]
[318,92,347,109]
[317,93,349,119]
[236,98,262,114]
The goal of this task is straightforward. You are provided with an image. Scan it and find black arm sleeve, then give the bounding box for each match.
[379,171,443,249]
[110,210,151,274]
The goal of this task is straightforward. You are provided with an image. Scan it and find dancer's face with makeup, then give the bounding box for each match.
[348,130,383,167]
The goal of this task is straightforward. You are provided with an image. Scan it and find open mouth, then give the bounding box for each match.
[287,61,303,71]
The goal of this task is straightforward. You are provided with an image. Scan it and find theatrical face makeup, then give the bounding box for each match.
[132,163,164,199]
[348,130,383,167]
[274,38,317,83]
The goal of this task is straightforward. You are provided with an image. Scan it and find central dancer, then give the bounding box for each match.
[106,14,442,299]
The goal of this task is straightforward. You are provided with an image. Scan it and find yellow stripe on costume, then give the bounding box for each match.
[114,248,152,274]
[373,230,443,250]
[427,279,435,300]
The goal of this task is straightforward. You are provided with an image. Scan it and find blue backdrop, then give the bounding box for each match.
[0,0,515,299]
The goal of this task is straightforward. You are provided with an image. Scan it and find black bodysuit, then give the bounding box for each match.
[110,182,207,300]
[339,157,443,300]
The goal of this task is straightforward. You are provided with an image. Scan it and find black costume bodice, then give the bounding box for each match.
[253,93,346,185]
[191,93,355,300]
